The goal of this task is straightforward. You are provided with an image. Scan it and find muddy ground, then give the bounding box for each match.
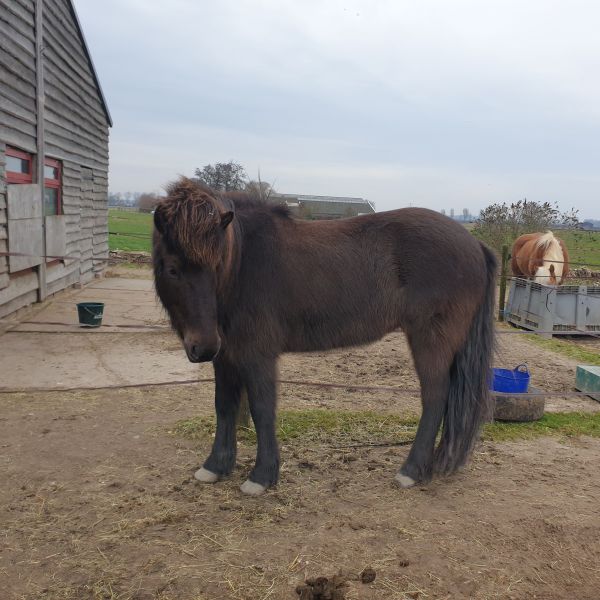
[1,383,599,600]
[1,268,600,599]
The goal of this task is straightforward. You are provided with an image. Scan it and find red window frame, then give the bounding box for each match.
[44,157,62,215]
[6,147,33,184]
[6,147,62,215]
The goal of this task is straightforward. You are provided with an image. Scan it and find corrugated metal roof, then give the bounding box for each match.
[272,193,375,212]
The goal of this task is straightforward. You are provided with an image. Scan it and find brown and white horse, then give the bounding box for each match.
[511,231,569,285]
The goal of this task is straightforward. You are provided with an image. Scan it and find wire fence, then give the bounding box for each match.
[3,317,600,340]
[106,230,600,269]
[1,236,599,401]
[0,249,153,264]
[2,231,600,343]
[507,257,600,269]
[2,249,600,279]
[2,235,600,325]
[0,374,597,398]
[109,231,152,239]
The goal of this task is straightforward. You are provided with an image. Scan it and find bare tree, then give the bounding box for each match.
[473,199,579,253]
[194,161,248,191]
[245,179,275,201]
[137,193,161,213]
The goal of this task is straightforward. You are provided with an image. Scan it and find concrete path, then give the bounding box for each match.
[0,277,210,391]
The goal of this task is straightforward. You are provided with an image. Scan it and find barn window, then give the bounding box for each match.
[6,147,33,184]
[43,158,62,216]
[6,148,62,216]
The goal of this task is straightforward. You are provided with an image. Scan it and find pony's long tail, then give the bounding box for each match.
[434,242,497,475]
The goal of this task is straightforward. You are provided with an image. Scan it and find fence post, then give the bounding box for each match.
[237,388,250,429]
[498,244,509,322]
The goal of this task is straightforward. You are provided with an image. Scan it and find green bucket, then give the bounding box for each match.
[77,302,104,327]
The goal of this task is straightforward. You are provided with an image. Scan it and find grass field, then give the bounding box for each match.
[108,209,600,266]
[521,333,600,366]
[108,209,153,252]
[554,229,600,267]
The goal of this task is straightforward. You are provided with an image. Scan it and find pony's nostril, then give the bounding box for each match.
[185,342,216,363]
[198,348,217,362]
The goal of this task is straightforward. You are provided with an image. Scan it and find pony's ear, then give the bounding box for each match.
[153,206,167,235]
[220,211,234,229]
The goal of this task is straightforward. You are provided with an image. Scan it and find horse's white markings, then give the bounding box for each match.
[395,472,416,488]
[194,467,219,483]
[534,231,564,284]
[240,479,267,496]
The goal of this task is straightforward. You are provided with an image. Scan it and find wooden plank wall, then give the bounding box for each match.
[0,0,110,317]
[0,0,37,315]
[0,0,38,153]
[0,142,8,291]
[43,0,109,285]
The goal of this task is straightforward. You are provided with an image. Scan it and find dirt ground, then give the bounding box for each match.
[1,269,600,599]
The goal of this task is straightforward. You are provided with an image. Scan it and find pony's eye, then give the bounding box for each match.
[167,267,179,278]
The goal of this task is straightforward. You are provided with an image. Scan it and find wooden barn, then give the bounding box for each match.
[0,0,111,318]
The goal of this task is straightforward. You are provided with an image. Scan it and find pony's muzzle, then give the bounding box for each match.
[184,338,220,363]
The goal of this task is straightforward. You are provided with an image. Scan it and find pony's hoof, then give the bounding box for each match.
[395,473,416,488]
[194,467,219,483]
[240,479,267,496]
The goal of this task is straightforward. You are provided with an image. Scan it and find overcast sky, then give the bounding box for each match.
[76,0,600,217]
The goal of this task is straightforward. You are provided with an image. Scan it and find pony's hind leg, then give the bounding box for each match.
[396,331,454,488]
[195,356,242,483]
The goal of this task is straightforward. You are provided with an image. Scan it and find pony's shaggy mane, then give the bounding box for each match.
[224,190,291,219]
[155,178,223,265]
[154,178,291,266]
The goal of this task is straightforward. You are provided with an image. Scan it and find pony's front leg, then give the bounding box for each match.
[240,357,279,496]
[195,357,242,483]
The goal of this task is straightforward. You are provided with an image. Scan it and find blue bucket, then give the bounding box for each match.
[490,364,530,393]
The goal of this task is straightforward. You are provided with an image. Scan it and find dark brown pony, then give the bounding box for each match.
[153,178,497,495]
[511,231,569,285]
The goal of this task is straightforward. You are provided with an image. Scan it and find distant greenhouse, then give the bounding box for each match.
[269,193,375,220]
